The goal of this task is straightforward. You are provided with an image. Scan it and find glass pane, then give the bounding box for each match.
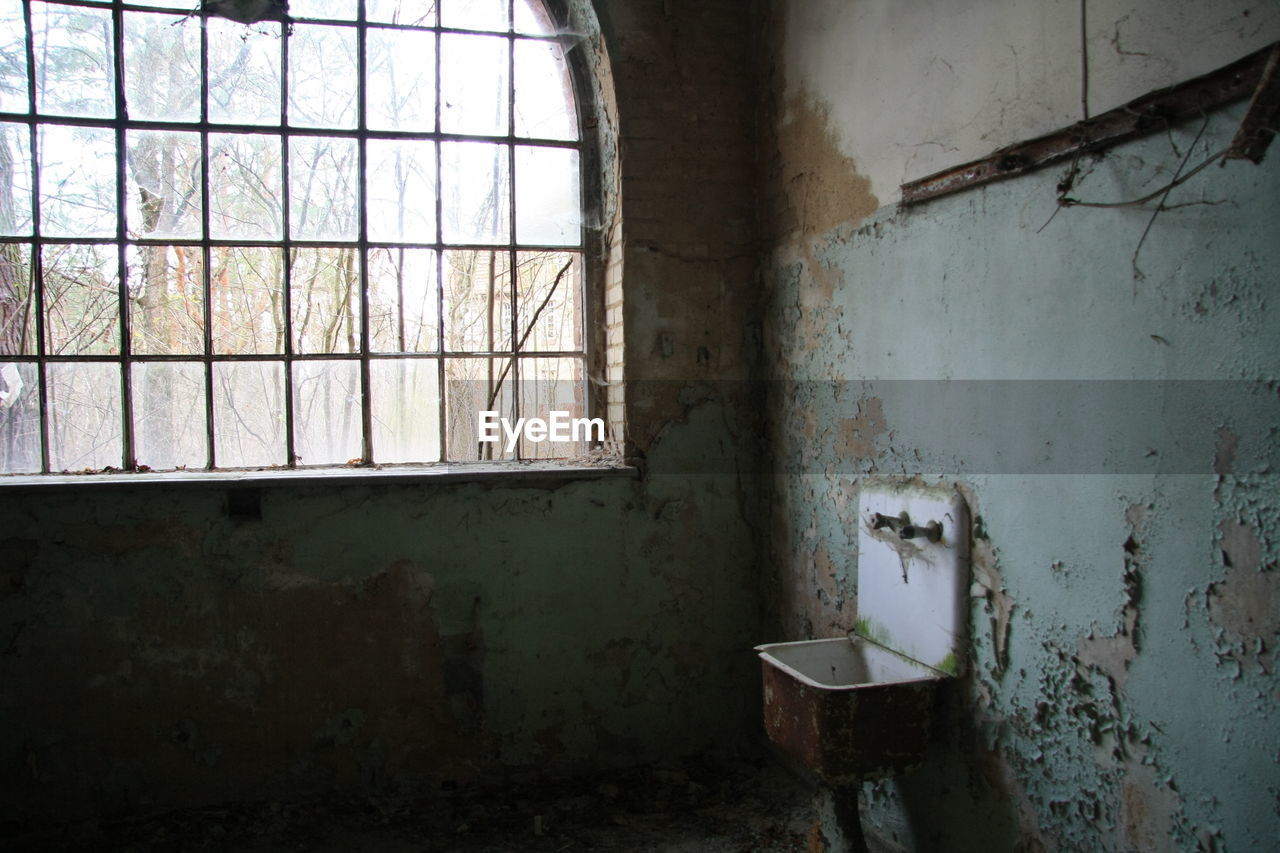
[0,243,35,354]
[366,27,435,132]
[210,245,283,354]
[127,245,204,355]
[292,359,360,465]
[366,139,436,242]
[367,0,436,27]
[514,39,576,140]
[443,248,509,352]
[208,18,281,126]
[288,136,358,241]
[47,362,122,472]
[209,133,282,240]
[132,361,206,470]
[42,243,119,356]
[516,250,579,352]
[32,4,115,119]
[0,362,40,473]
[518,356,587,458]
[290,246,360,354]
[515,146,578,245]
[441,141,509,244]
[124,11,200,123]
[441,0,507,32]
[0,2,29,113]
[0,123,33,236]
[213,360,284,467]
[371,358,439,462]
[440,34,508,136]
[288,24,357,129]
[369,247,437,353]
[290,0,356,20]
[445,356,512,461]
[126,130,203,239]
[39,124,116,238]
[513,0,554,35]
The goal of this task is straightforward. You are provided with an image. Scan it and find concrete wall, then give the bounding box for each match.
[0,0,763,827]
[762,0,1280,850]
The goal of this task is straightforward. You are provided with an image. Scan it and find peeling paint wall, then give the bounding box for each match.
[0,0,765,829]
[763,0,1280,849]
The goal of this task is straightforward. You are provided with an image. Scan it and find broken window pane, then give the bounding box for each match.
[47,361,122,471]
[443,248,510,352]
[366,0,436,27]
[0,243,36,355]
[209,133,282,240]
[288,24,357,129]
[213,360,285,467]
[514,39,576,140]
[371,357,440,463]
[127,245,204,356]
[445,356,513,461]
[518,356,586,458]
[0,2,29,113]
[366,27,436,132]
[515,145,579,245]
[132,361,207,470]
[440,33,508,136]
[441,141,510,245]
[32,4,115,119]
[368,247,438,354]
[516,250,580,352]
[0,362,40,473]
[42,243,120,356]
[126,130,203,239]
[289,136,358,241]
[207,18,281,126]
[366,139,436,243]
[441,0,508,32]
[39,124,117,238]
[210,245,283,354]
[292,358,360,465]
[0,123,33,237]
[124,11,200,123]
[290,246,360,354]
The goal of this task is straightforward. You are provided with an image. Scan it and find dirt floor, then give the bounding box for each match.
[6,758,825,852]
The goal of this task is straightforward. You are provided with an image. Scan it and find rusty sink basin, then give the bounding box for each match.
[756,636,945,785]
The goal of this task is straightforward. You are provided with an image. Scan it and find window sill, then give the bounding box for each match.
[0,461,639,492]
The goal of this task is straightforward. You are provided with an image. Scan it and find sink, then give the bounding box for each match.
[756,636,944,784]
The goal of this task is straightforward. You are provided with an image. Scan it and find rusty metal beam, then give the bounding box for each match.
[900,41,1280,206]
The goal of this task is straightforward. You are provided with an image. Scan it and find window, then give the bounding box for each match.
[0,0,592,475]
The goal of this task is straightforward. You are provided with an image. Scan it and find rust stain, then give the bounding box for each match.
[1120,762,1178,853]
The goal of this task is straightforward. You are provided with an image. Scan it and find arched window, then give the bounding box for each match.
[0,0,595,475]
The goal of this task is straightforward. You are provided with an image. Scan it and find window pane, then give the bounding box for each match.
[371,357,439,463]
[132,361,206,469]
[513,0,555,34]
[289,24,357,129]
[514,39,576,140]
[369,247,437,353]
[208,18,281,126]
[211,246,283,354]
[47,361,122,472]
[124,11,199,123]
[517,250,579,352]
[127,245,204,355]
[515,146,578,245]
[366,27,436,132]
[292,359,360,465]
[518,356,586,458]
[0,362,40,473]
[441,0,508,32]
[443,248,509,352]
[126,130,203,239]
[366,139,436,242]
[0,2,29,113]
[445,356,513,461]
[441,141,509,244]
[440,34,508,136]
[213,360,284,467]
[366,0,435,27]
[42,243,119,356]
[39,124,116,238]
[209,133,282,240]
[288,136,358,241]
[0,123,33,236]
[32,4,115,119]
[0,243,35,354]
[290,246,360,354]
[290,0,356,20]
